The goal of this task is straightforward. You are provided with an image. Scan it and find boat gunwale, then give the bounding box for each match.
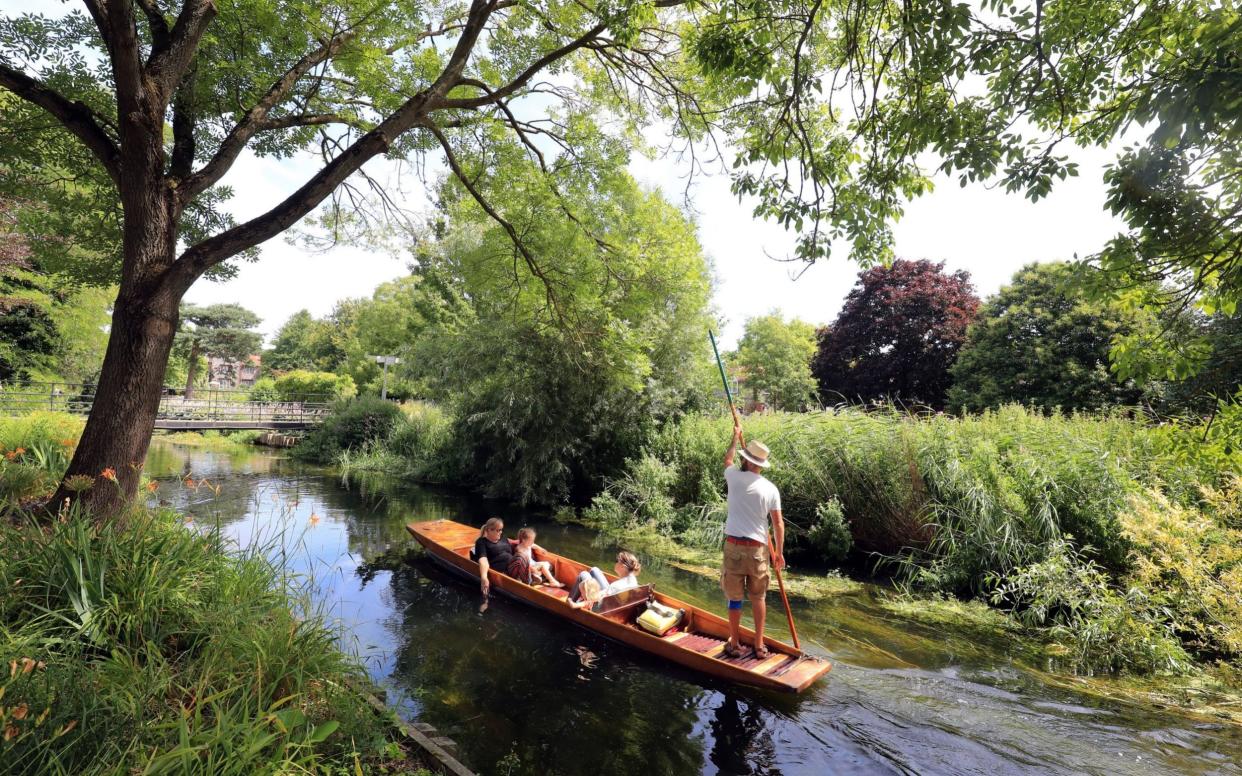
[406,519,830,694]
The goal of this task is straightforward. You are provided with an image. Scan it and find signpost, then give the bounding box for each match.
[370,355,401,400]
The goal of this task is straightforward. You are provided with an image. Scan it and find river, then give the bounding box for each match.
[144,441,1242,776]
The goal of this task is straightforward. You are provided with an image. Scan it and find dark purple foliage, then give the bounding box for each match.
[813,259,980,409]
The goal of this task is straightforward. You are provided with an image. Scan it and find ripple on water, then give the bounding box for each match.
[147,443,1242,776]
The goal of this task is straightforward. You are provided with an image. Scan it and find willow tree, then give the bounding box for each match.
[3,0,1236,514]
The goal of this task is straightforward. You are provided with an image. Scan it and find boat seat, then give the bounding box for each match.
[539,586,570,599]
[597,584,654,623]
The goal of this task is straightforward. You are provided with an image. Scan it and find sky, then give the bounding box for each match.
[183,140,1127,349]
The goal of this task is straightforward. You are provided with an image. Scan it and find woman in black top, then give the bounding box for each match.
[473,517,514,595]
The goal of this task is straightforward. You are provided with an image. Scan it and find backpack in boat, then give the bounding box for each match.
[637,600,684,636]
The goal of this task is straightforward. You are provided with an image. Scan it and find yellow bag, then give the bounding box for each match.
[637,600,684,636]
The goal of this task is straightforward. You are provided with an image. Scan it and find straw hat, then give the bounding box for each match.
[738,440,772,469]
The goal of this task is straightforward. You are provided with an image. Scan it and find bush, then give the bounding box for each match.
[271,370,356,402]
[246,377,278,402]
[808,498,852,563]
[387,401,458,481]
[298,396,402,461]
[989,540,1192,675]
[1119,485,1242,659]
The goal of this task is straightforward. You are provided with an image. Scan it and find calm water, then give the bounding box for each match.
[145,442,1242,776]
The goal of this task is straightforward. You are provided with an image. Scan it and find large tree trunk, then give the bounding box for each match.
[184,339,200,400]
[48,141,183,518]
[48,281,181,518]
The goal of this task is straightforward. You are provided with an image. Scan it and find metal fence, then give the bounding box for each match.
[0,382,334,428]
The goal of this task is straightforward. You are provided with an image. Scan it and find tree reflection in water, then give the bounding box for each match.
[383,558,708,776]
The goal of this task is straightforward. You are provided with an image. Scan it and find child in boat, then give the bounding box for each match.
[513,527,564,587]
[568,577,605,611]
[569,551,641,603]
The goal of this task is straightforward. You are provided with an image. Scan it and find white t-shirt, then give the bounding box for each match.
[603,574,638,597]
[724,467,781,542]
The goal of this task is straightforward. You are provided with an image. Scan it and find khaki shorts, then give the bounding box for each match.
[720,541,769,600]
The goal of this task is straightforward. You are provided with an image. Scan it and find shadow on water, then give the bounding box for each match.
[146,441,1242,776]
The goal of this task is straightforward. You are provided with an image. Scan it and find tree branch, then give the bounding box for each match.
[133,0,172,54]
[421,118,569,326]
[441,21,609,110]
[148,0,217,101]
[0,62,121,184]
[179,31,355,201]
[170,66,197,182]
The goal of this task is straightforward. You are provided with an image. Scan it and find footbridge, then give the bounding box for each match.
[0,383,332,431]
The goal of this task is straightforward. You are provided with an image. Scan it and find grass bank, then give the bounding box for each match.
[581,406,1242,678]
[0,414,433,774]
[153,429,262,451]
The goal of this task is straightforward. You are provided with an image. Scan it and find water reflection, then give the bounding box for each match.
[146,441,1242,776]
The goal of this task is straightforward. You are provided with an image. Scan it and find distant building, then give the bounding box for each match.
[207,354,261,388]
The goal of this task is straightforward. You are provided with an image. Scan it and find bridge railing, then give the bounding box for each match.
[0,382,334,425]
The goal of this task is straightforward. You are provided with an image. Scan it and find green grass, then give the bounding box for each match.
[584,404,1242,676]
[153,429,262,451]
[0,504,424,774]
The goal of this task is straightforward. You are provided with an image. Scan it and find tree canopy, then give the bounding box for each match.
[5,0,1240,513]
[734,312,818,411]
[813,259,979,409]
[175,302,261,395]
[947,262,1150,414]
[411,160,714,504]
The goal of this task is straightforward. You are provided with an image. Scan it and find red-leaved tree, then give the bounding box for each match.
[813,260,980,409]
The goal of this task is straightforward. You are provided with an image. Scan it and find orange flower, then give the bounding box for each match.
[184,477,197,488]
[60,438,76,447]
[100,468,117,482]
[14,447,25,455]
[146,481,159,492]
[3,451,14,461]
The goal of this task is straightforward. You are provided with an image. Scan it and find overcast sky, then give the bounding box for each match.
[183,140,1127,349]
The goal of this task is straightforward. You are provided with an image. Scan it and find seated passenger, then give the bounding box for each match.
[567,578,605,612]
[568,551,642,603]
[472,517,527,594]
[512,527,564,587]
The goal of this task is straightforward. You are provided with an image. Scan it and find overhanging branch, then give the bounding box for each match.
[0,63,121,184]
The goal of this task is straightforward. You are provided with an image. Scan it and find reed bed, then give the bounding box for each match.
[584,405,1242,675]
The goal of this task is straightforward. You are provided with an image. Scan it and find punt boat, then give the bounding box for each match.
[406,519,831,694]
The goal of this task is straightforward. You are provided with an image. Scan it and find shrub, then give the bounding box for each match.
[272,370,356,402]
[808,498,852,563]
[298,396,402,461]
[246,377,278,402]
[387,401,458,481]
[1119,485,1242,659]
[989,540,1192,675]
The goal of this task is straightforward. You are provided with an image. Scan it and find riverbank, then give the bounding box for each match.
[0,414,437,774]
[0,503,436,774]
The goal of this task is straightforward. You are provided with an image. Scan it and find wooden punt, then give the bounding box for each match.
[406,519,831,694]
